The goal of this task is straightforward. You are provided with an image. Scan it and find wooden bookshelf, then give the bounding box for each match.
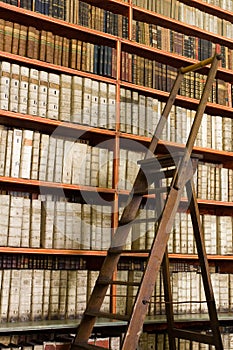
[0,0,232,342]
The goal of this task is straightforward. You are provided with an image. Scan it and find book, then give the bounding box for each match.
[71,75,82,124]
[99,82,107,128]
[53,201,66,249]
[107,84,116,130]
[28,68,39,116]
[82,77,92,125]
[38,70,48,118]
[31,131,40,180]
[11,128,22,178]
[30,199,41,248]
[47,73,60,120]
[0,127,7,176]
[19,65,29,114]
[19,129,33,179]
[62,139,74,184]
[21,197,31,247]
[38,133,49,181]
[41,197,55,249]
[90,79,99,127]
[0,195,10,246]
[0,61,11,110]
[8,196,24,247]
[46,136,56,182]
[59,74,71,122]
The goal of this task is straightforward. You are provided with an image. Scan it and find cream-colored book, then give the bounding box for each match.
[0,194,10,246]
[99,82,108,128]
[11,128,22,178]
[19,129,33,179]
[93,205,102,250]
[31,270,44,321]
[42,269,51,320]
[85,144,92,186]
[120,88,126,133]
[71,75,82,124]
[8,269,21,322]
[46,136,56,182]
[71,202,82,249]
[38,70,48,118]
[30,199,41,248]
[21,197,30,247]
[59,270,68,319]
[19,269,32,321]
[53,200,66,249]
[0,61,11,110]
[28,68,39,116]
[221,167,228,202]
[8,196,23,247]
[65,201,73,249]
[62,139,74,184]
[59,74,72,122]
[131,90,139,135]
[90,146,99,187]
[31,131,40,180]
[54,137,64,183]
[47,73,60,120]
[101,205,112,250]
[82,77,92,125]
[41,197,55,249]
[125,89,132,134]
[219,274,229,312]
[19,65,29,114]
[81,204,91,249]
[138,94,146,136]
[145,96,153,137]
[0,127,7,176]
[67,270,77,319]
[90,79,99,127]
[107,149,113,189]
[0,270,10,322]
[38,133,49,181]
[9,63,20,112]
[107,84,116,130]
[98,147,108,188]
[71,141,87,185]
[76,270,88,318]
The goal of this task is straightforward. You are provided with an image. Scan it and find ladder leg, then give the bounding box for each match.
[186,179,223,350]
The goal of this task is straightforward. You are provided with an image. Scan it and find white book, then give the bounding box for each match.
[85,144,92,186]
[0,194,10,246]
[59,270,68,319]
[131,90,139,135]
[19,129,33,179]
[145,96,153,137]
[0,61,11,110]
[215,115,222,150]
[31,131,40,180]
[54,137,64,183]
[21,197,31,247]
[4,130,13,176]
[90,79,99,127]
[10,128,22,178]
[76,270,88,318]
[65,201,73,249]
[90,204,97,250]
[62,139,74,184]
[28,68,39,116]
[219,274,229,312]
[38,133,49,181]
[31,270,44,320]
[47,73,60,120]
[221,167,228,202]
[53,200,66,249]
[138,94,146,136]
[42,269,51,319]
[9,63,20,112]
[19,269,32,321]
[38,70,48,118]
[118,148,127,190]
[81,204,91,249]
[107,84,116,130]
[71,75,82,124]
[71,141,87,185]
[82,77,92,125]
[101,205,112,249]
[99,82,108,128]
[49,270,60,320]
[125,89,132,134]
[8,196,23,247]
[67,270,77,319]
[59,74,72,122]
[94,205,102,250]
[72,202,82,249]
[0,270,11,322]
[46,136,56,182]
[8,269,21,322]
[41,198,55,249]
[98,147,108,188]
[19,66,29,114]
[120,88,126,133]
[90,146,99,187]
[30,199,41,248]
[0,127,7,176]
[107,150,113,189]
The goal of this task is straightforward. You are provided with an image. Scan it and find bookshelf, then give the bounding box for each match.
[0,0,233,348]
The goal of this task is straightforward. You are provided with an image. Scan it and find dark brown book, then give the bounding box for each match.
[27,26,36,58]
[4,20,13,53]
[57,36,63,66]
[0,19,5,51]
[53,35,60,66]
[76,40,82,70]
[39,30,46,61]
[11,22,20,55]
[70,38,77,69]
[61,37,69,67]
[45,31,54,64]
[33,28,40,60]
[18,24,28,57]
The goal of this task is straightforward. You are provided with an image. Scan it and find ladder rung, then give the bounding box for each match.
[86,310,130,321]
[97,278,141,286]
[134,186,170,196]
[172,329,215,345]
[72,343,109,350]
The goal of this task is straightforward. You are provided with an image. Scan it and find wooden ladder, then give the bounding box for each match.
[71,53,223,350]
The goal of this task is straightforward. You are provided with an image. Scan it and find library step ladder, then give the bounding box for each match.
[71,53,223,350]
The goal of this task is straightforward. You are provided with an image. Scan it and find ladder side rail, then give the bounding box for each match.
[186,179,223,350]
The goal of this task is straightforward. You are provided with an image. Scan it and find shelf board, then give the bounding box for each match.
[180,0,233,24]
[0,313,232,334]
[82,0,130,16]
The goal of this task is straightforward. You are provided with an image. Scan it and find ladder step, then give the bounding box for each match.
[172,329,215,345]
[97,278,141,286]
[86,310,130,321]
[72,343,109,350]
[134,186,170,196]
[138,152,183,169]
